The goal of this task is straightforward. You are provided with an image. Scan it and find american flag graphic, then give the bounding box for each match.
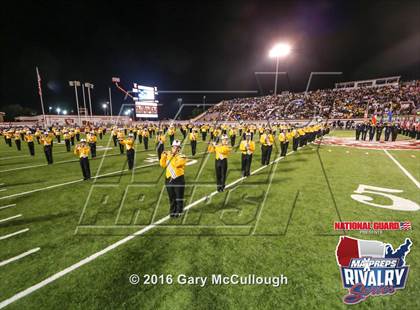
[400,222,411,230]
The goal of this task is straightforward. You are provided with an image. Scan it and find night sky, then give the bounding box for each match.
[1,0,419,119]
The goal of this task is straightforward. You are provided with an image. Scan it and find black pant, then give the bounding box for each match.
[293,138,299,151]
[280,141,289,157]
[56,135,61,143]
[65,139,71,152]
[230,136,236,147]
[391,129,398,141]
[355,130,360,140]
[138,135,142,143]
[144,137,149,150]
[44,145,53,164]
[15,140,21,151]
[89,143,96,158]
[99,132,103,140]
[165,175,185,215]
[384,128,391,141]
[202,132,207,141]
[76,133,80,141]
[119,142,124,154]
[191,140,197,156]
[368,128,375,141]
[71,137,75,145]
[361,130,367,141]
[299,136,305,147]
[261,145,272,165]
[113,135,118,146]
[157,143,164,160]
[127,149,135,170]
[28,141,35,156]
[215,159,228,191]
[80,157,91,180]
[169,135,174,146]
[376,129,383,141]
[241,154,252,176]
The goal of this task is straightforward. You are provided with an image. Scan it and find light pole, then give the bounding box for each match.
[269,43,291,96]
[108,87,113,117]
[69,80,81,124]
[84,82,94,119]
[81,84,88,119]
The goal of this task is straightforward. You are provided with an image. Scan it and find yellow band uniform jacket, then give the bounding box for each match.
[208,144,231,160]
[160,152,186,179]
[239,140,255,155]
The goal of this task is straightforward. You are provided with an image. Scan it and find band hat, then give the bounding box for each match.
[172,140,181,147]
[221,134,229,139]
[80,139,87,142]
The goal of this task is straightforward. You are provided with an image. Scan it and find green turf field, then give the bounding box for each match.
[0,130,419,309]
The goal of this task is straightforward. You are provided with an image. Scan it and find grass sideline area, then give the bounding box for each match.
[0,130,419,309]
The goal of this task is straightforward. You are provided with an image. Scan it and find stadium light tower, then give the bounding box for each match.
[84,82,94,119]
[269,43,291,95]
[69,80,81,124]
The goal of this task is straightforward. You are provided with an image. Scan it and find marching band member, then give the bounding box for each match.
[279,130,289,157]
[117,129,125,154]
[24,131,35,156]
[239,132,255,177]
[120,133,135,170]
[63,131,71,152]
[98,126,104,140]
[160,140,186,217]
[70,130,75,146]
[168,126,175,146]
[201,124,208,141]
[75,127,81,142]
[88,131,97,158]
[189,128,198,156]
[142,128,149,150]
[156,130,166,160]
[40,131,53,164]
[260,128,274,165]
[5,130,12,147]
[14,130,22,151]
[34,129,41,144]
[208,134,231,192]
[292,127,299,151]
[111,127,118,146]
[74,139,91,180]
[229,126,237,147]
[137,126,143,144]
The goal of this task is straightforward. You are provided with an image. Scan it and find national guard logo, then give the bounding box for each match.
[335,236,412,304]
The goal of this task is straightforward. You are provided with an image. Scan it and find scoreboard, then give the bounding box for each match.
[133,84,158,118]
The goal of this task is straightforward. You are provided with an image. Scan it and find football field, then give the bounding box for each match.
[0,131,419,309]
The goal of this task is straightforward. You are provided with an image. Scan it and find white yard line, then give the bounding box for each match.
[0,248,40,267]
[0,228,29,241]
[0,144,306,309]
[0,214,22,224]
[383,149,420,189]
[0,189,6,192]
[0,204,16,210]
[0,162,158,201]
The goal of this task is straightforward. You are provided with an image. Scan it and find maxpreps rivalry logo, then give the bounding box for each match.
[335,236,412,304]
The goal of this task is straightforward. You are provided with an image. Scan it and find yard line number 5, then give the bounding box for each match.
[351,184,420,211]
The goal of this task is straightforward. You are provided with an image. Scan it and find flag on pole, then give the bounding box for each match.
[371,114,377,125]
[36,67,42,97]
[35,67,47,126]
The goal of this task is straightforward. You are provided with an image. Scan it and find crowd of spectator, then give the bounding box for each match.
[201,80,420,121]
